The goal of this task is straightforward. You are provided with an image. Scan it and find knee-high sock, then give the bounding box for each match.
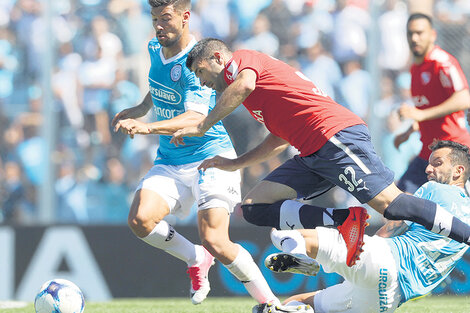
[224,244,279,304]
[242,200,349,229]
[384,193,470,244]
[140,220,203,266]
[270,229,307,255]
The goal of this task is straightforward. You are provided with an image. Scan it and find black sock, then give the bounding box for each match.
[384,193,470,244]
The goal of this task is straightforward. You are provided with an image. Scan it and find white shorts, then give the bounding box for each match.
[313,228,402,313]
[136,150,241,219]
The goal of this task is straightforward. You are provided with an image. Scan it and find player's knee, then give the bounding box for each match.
[128,211,161,238]
[241,203,269,226]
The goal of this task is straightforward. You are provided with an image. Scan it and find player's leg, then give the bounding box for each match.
[198,208,279,305]
[128,165,212,304]
[196,153,280,305]
[265,229,320,276]
[241,176,351,230]
[369,181,470,245]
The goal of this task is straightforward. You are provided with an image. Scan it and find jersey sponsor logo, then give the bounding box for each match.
[149,79,182,105]
[170,64,182,82]
[153,106,183,119]
[421,72,431,85]
[412,95,429,107]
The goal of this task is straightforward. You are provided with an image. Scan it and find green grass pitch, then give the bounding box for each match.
[3,296,469,312]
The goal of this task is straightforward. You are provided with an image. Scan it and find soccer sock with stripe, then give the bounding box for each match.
[270,229,307,255]
[384,193,470,244]
[140,220,202,266]
[224,244,280,305]
[241,200,350,229]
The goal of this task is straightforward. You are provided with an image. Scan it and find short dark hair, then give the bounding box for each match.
[407,13,433,27]
[186,38,231,70]
[429,140,470,181]
[148,0,190,11]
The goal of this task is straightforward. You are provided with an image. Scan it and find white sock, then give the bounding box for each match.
[225,244,279,304]
[140,220,202,266]
[279,200,303,230]
[270,229,307,255]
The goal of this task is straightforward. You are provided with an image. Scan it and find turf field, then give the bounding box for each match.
[2,296,469,312]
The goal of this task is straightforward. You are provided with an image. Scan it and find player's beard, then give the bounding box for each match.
[157,31,182,48]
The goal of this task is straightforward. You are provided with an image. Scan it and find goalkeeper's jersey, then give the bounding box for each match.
[147,37,233,165]
[386,181,470,302]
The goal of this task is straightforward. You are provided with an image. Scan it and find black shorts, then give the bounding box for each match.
[264,124,395,204]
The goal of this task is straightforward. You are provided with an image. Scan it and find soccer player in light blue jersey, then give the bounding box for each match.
[258,140,470,313]
[112,0,279,306]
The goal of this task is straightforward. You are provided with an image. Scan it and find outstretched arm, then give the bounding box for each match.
[375,220,409,238]
[198,133,290,172]
[171,69,257,145]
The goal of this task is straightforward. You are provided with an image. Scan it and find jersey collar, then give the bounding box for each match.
[159,35,197,65]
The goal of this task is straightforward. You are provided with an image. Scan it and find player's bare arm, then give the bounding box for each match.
[399,89,470,122]
[171,69,257,145]
[375,220,409,238]
[198,133,290,172]
[393,121,419,149]
[112,92,153,138]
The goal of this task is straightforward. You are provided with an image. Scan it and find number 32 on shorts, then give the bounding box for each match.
[338,166,368,192]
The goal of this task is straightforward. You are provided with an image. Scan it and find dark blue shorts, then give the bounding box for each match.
[264,124,395,204]
[396,156,428,194]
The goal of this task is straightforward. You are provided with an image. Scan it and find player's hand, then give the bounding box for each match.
[111,108,132,128]
[398,104,424,122]
[393,131,410,149]
[170,126,205,146]
[113,118,150,139]
[198,156,239,172]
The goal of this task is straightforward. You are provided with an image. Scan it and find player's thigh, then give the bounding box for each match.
[308,124,395,204]
[133,164,194,220]
[314,281,398,313]
[195,151,242,213]
[246,157,334,204]
[315,228,397,289]
[197,207,231,242]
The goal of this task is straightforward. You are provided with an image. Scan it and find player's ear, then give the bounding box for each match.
[182,10,190,25]
[213,52,223,65]
[453,164,465,181]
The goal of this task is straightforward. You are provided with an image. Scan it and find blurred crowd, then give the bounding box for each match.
[1,0,470,225]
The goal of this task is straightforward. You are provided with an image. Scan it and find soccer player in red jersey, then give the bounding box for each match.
[395,13,470,193]
[171,38,470,267]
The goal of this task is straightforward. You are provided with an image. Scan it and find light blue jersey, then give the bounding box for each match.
[387,181,470,302]
[148,37,233,165]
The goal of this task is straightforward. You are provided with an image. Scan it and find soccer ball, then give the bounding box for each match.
[34,279,85,313]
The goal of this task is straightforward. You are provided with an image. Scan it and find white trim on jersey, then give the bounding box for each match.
[185,101,209,116]
[329,136,372,174]
[159,36,197,65]
[448,65,465,91]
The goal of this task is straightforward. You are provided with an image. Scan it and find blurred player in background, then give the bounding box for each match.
[171,38,470,268]
[112,0,279,306]
[395,13,470,193]
[263,140,470,313]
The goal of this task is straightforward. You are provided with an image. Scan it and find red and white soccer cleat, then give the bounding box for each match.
[187,246,215,305]
[337,206,370,267]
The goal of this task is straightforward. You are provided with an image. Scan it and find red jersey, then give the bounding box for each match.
[411,46,470,159]
[223,50,364,156]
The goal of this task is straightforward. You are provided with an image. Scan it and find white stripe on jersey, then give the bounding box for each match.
[329,136,372,174]
[448,65,465,91]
